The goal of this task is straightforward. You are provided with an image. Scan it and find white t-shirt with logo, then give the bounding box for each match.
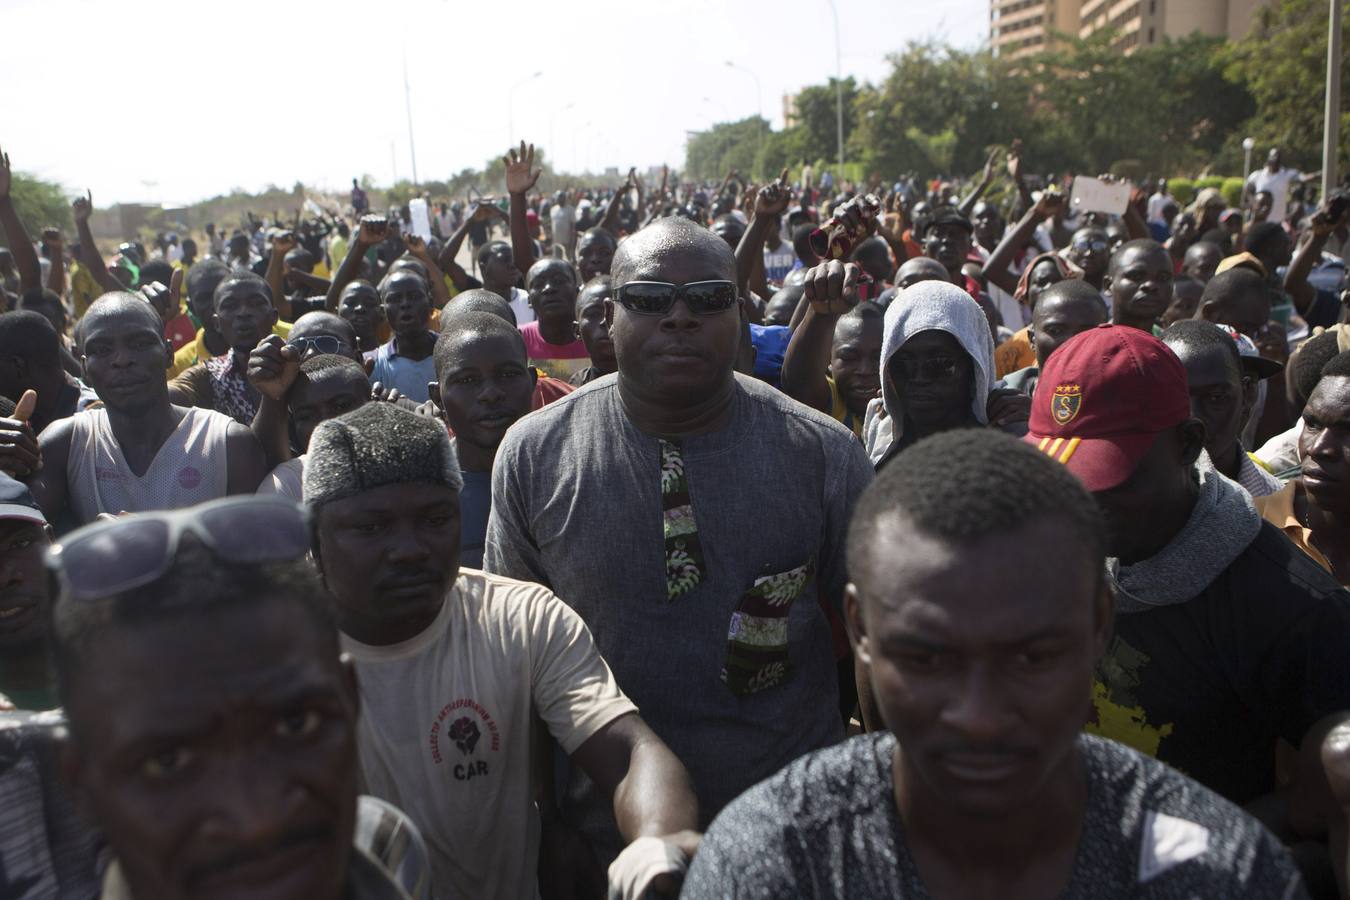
[342,569,636,900]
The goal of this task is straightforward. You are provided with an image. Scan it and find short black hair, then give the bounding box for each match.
[298,352,368,381]
[51,541,337,740]
[443,289,516,327]
[138,259,174,288]
[1109,238,1167,273]
[838,300,883,328]
[433,311,527,380]
[1200,267,1266,309]
[578,227,616,249]
[577,275,611,313]
[0,310,61,367]
[923,206,974,237]
[213,269,273,311]
[1292,330,1342,402]
[1036,278,1109,316]
[476,240,511,267]
[792,223,818,265]
[1160,319,1242,380]
[186,259,230,304]
[1244,222,1288,258]
[847,429,1106,591]
[1321,349,1350,381]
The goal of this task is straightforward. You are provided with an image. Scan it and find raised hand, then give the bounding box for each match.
[403,232,428,255]
[0,389,40,478]
[755,169,792,217]
[356,214,388,247]
[982,146,1001,181]
[1007,138,1023,182]
[0,146,10,199]
[246,334,302,403]
[72,189,93,224]
[504,141,542,195]
[803,260,864,316]
[271,230,298,256]
[1033,189,1064,221]
[470,202,505,224]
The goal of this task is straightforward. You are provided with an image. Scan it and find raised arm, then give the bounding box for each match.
[1122,183,1149,241]
[1286,202,1347,315]
[438,204,505,290]
[1006,140,1034,220]
[71,191,122,294]
[957,147,1002,217]
[505,141,543,277]
[403,233,451,309]
[246,334,301,470]
[325,215,386,311]
[42,229,64,296]
[735,171,791,300]
[599,168,637,236]
[979,191,1062,297]
[265,231,298,321]
[781,260,862,415]
[0,147,42,292]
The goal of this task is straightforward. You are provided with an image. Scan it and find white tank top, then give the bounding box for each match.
[66,407,234,524]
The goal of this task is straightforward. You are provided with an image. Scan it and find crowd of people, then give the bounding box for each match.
[1,131,1349,899]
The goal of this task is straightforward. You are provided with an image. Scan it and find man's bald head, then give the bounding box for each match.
[83,291,162,333]
[612,218,736,288]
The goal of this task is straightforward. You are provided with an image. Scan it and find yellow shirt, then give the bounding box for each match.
[1254,480,1332,574]
[167,322,293,379]
[826,375,864,439]
[995,327,1037,380]
[71,262,102,319]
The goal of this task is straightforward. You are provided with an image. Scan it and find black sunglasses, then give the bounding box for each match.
[47,496,310,603]
[288,335,352,357]
[894,355,962,382]
[616,280,739,316]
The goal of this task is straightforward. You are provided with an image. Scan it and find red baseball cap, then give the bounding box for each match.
[1024,324,1191,491]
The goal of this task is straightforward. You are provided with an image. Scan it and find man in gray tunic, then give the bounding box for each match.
[485,217,873,854]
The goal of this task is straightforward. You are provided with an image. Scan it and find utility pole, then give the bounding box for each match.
[403,52,419,187]
[827,0,844,175]
[1322,0,1342,199]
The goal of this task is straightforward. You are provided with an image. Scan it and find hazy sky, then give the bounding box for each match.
[2,0,987,205]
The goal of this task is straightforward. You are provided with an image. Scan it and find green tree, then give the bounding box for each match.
[9,173,70,237]
[1222,0,1350,172]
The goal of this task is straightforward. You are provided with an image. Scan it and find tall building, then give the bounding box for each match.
[1077,0,1266,53]
[991,0,1083,59]
[991,0,1267,57]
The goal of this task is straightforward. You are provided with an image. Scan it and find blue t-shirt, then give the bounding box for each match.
[749,324,792,388]
[364,333,437,404]
[458,469,492,569]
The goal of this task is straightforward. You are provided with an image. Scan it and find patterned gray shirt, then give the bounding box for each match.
[682,733,1307,899]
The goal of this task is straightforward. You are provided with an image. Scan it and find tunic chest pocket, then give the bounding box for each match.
[721,560,814,696]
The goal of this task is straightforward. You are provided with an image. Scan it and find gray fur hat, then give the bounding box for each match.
[304,402,462,508]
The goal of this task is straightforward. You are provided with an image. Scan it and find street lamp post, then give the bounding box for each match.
[724,60,763,174]
[508,71,543,147]
[549,102,576,173]
[826,0,844,177]
[1322,0,1342,199]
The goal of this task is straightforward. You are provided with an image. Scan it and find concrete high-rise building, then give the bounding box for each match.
[991,0,1267,57]
[991,0,1083,59]
[1076,0,1266,53]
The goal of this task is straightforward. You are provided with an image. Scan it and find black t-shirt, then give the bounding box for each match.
[683,733,1306,899]
[1092,521,1350,804]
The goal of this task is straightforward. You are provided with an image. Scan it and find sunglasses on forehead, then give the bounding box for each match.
[47,497,311,603]
[616,280,739,316]
[288,335,352,357]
